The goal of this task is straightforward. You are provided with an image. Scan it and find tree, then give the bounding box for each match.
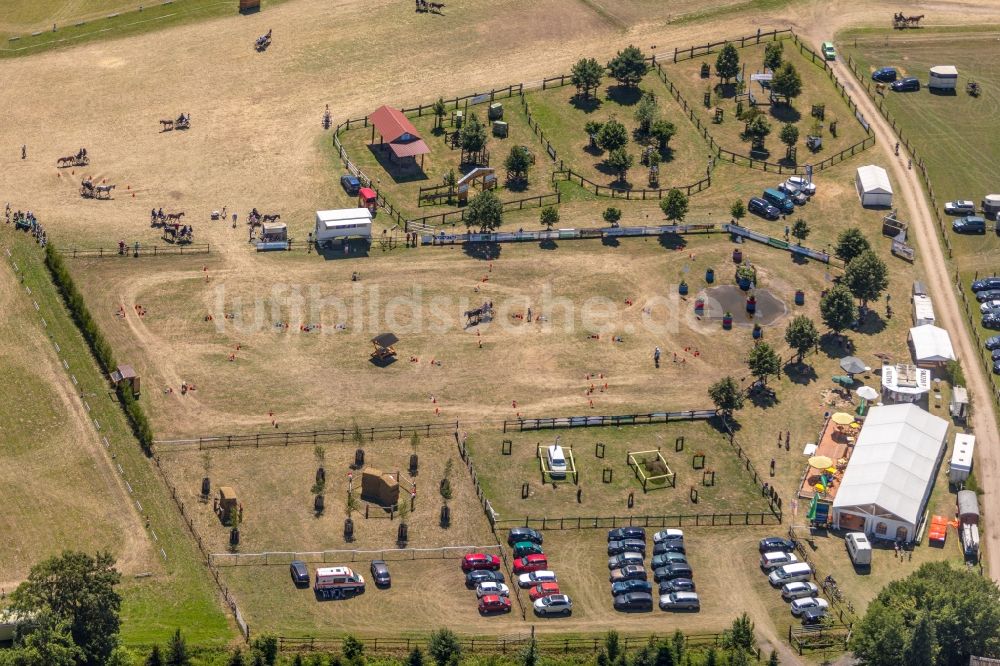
[603,207,622,226]
[584,121,603,149]
[745,115,772,148]
[820,284,857,335]
[851,600,913,666]
[905,612,938,666]
[722,613,756,653]
[504,145,532,183]
[708,376,744,416]
[844,250,889,307]
[767,650,779,666]
[747,342,781,385]
[650,120,677,151]
[597,118,629,152]
[715,43,740,84]
[791,218,810,241]
[521,639,539,666]
[146,645,165,666]
[428,629,461,666]
[784,315,819,362]
[164,629,191,666]
[730,199,746,222]
[604,631,621,664]
[540,206,560,230]
[10,551,122,666]
[571,57,604,100]
[779,123,799,153]
[464,190,503,233]
[704,648,718,666]
[607,45,648,88]
[292,656,305,666]
[835,227,871,264]
[342,636,364,661]
[250,653,267,666]
[654,643,675,666]
[227,649,246,666]
[251,635,278,666]
[660,188,688,222]
[4,614,83,666]
[634,92,658,135]
[459,113,487,153]
[671,630,685,664]
[771,62,803,104]
[763,41,783,71]
[606,148,634,183]
[405,647,425,666]
[432,97,446,131]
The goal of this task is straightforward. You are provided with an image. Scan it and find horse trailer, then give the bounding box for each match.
[314,208,373,244]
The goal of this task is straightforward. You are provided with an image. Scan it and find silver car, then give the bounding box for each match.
[533,594,572,616]
[785,176,816,196]
[608,552,644,569]
[781,581,819,601]
[790,597,829,616]
[659,591,700,611]
[944,200,975,215]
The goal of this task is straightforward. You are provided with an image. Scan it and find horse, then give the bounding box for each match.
[57,156,75,166]
[95,184,116,199]
[160,119,174,131]
[428,1,445,11]
[875,83,887,96]
[906,14,924,24]
[166,211,185,222]
[262,213,281,223]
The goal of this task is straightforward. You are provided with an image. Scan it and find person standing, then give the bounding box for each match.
[653,346,661,368]
[21,145,26,159]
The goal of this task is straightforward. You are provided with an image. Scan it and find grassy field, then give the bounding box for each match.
[467,422,773,522]
[0,229,231,646]
[523,69,711,189]
[667,37,870,163]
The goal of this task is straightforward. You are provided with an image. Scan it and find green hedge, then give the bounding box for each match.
[43,244,155,453]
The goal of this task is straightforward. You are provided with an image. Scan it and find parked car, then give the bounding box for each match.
[546,444,568,479]
[953,215,986,234]
[821,42,836,61]
[972,277,1000,292]
[769,562,813,587]
[369,560,391,588]
[613,592,654,612]
[518,570,557,588]
[289,560,309,587]
[791,597,830,617]
[611,579,653,596]
[785,176,816,196]
[507,527,543,546]
[763,188,795,214]
[652,529,684,544]
[945,200,976,215]
[891,77,920,92]
[478,594,512,614]
[872,67,898,83]
[513,541,544,558]
[659,578,696,594]
[981,300,1000,314]
[992,348,1000,361]
[760,551,799,571]
[475,581,510,598]
[608,539,647,556]
[777,182,808,205]
[608,527,646,542]
[608,552,645,569]
[466,570,505,587]
[533,594,573,616]
[659,591,700,611]
[985,335,1000,350]
[462,553,501,572]
[993,360,1000,375]
[801,607,828,625]
[313,566,365,598]
[610,565,648,583]
[653,563,693,582]
[528,582,560,601]
[652,541,685,556]
[340,174,361,195]
[513,554,548,574]
[758,537,795,553]
[982,313,1000,330]
[651,552,688,569]
[781,582,820,601]
[748,197,781,220]
[976,290,1000,303]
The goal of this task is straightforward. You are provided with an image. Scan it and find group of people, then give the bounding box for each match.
[5,203,46,246]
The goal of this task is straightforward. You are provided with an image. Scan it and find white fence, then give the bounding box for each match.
[210,544,502,567]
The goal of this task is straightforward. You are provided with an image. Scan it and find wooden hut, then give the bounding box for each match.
[110,364,140,397]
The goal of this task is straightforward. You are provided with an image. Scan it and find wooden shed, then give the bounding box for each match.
[217,486,238,522]
[110,364,140,397]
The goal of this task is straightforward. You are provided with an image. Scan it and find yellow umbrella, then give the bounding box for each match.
[831,412,854,425]
[808,455,834,469]
[826,467,838,474]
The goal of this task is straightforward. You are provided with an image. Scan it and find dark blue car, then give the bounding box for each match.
[340,174,361,195]
[872,67,897,83]
[611,579,652,596]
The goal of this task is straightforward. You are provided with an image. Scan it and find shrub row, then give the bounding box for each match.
[43,244,155,452]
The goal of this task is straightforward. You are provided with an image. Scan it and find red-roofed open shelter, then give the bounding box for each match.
[369,105,429,167]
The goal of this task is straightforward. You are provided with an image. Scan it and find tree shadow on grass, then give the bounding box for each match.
[462,241,502,260]
[855,312,887,336]
[539,238,558,251]
[714,82,738,99]
[504,178,528,194]
[769,104,802,124]
[584,143,604,158]
[783,360,818,385]
[657,146,676,165]
[707,414,741,435]
[570,95,601,113]
[658,233,687,250]
[820,332,854,358]
[748,383,780,409]
[606,85,643,106]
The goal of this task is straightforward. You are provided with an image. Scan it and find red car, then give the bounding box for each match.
[462,553,501,572]
[513,554,548,574]
[479,594,512,614]
[528,582,560,601]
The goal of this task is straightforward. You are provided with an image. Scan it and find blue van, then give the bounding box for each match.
[763,188,794,214]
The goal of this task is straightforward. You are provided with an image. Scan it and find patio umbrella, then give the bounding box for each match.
[856,386,879,401]
[808,455,834,469]
[831,412,855,425]
[840,356,867,375]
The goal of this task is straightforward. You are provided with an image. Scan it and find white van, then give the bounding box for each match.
[547,444,567,479]
[768,562,813,587]
[760,551,799,571]
[845,532,872,566]
[314,566,365,598]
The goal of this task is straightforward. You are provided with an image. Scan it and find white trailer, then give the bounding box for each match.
[912,294,936,326]
[949,433,975,484]
[314,208,372,243]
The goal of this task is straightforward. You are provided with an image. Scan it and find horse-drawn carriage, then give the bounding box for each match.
[892,12,924,29]
[967,80,981,97]
[255,29,272,52]
[81,178,115,199]
[57,148,89,167]
[160,113,190,131]
[163,223,193,243]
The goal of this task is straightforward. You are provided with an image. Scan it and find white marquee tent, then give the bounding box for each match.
[832,403,948,542]
[856,165,893,207]
[909,324,956,364]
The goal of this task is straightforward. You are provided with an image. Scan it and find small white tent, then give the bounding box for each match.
[856,165,893,207]
[909,324,956,364]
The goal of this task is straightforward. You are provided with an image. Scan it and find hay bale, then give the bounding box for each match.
[360,467,400,507]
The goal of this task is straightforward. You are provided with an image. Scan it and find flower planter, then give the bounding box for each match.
[732,249,743,263]
[737,277,752,291]
[694,298,705,315]
[679,281,689,296]
[746,296,757,314]
[752,325,762,340]
[722,312,733,329]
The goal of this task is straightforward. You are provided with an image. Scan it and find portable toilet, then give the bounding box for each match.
[492,121,508,138]
[949,433,975,484]
[950,386,969,420]
[928,65,958,92]
[488,103,504,120]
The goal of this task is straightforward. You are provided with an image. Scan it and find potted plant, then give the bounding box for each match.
[344,489,358,542]
[722,311,733,329]
[746,293,757,313]
[736,264,756,290]
[679,280,689,296]
[752,323,763,339]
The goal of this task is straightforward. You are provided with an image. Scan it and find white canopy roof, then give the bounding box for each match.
[315,208,372,229]
[856,165,892,195]
[930,65,958,77]
[909,324,956,362]
[881,363,931,396]
[833,404,948,525]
